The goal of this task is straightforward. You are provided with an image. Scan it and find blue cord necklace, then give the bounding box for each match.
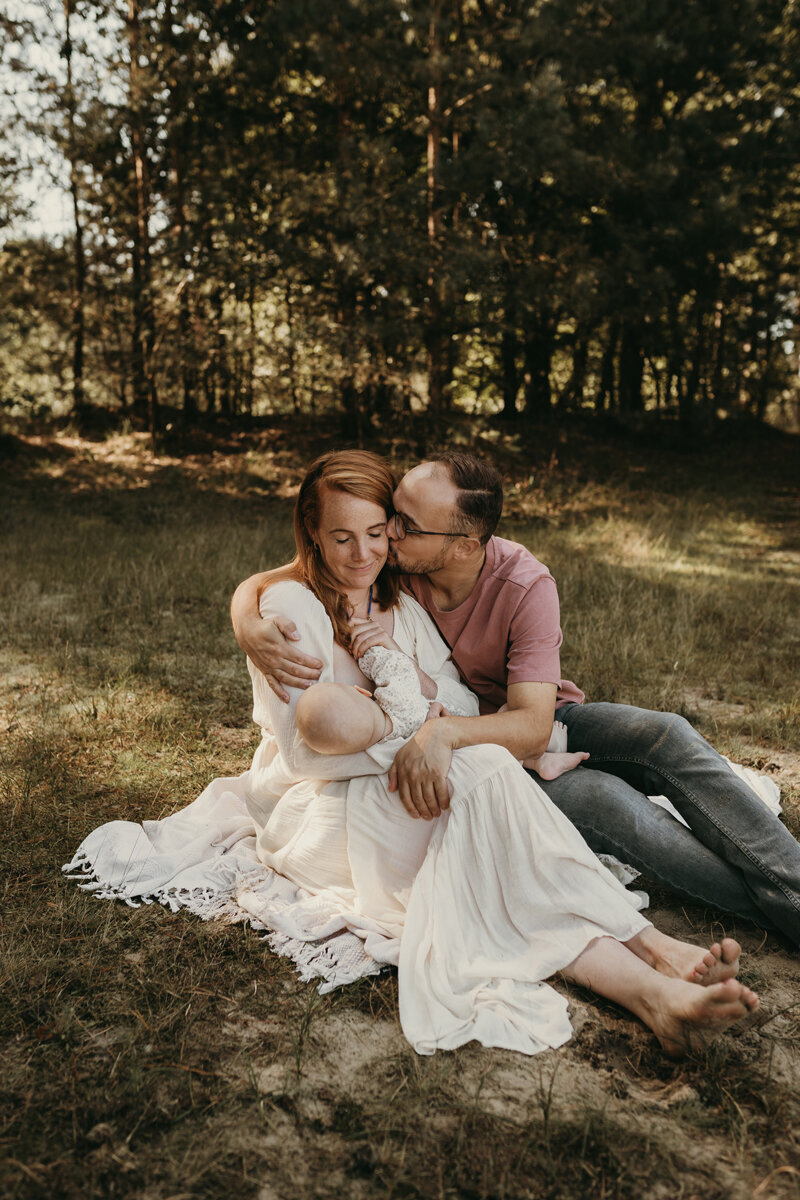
[367,584,373,617]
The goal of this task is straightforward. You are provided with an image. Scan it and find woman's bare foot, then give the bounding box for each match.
[562,936,757,1060]
[645,978,759,1058]
[688,939,741,985]
[627,928,741,987]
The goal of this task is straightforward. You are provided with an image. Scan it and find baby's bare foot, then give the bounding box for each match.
[525,750,591,780]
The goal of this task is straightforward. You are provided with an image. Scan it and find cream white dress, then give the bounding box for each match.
[245,581,650,1055]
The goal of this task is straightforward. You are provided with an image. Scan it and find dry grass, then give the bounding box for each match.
[2,416,800,1200]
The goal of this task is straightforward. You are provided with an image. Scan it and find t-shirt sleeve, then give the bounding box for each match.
[505,575,564,687]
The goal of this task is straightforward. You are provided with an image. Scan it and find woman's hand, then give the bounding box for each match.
[348,618,404,660]
[349,619,438,702]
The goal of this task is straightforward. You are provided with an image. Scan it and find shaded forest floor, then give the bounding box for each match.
[2,412,800,1200]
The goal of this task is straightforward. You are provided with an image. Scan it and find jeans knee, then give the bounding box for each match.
[651,709,704,755]
[540,770,630,824]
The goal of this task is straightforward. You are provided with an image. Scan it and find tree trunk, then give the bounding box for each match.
[682,296,708,435]
[425,0,449,414]
[127,0,158,442]
[130,231,147,416]
[163,0,194,420]
[646,356,666,408]
[285,279,300,414]
[596,320,619,412]
[665,300,682,419]
[212,284,231,416]
[332,63,363,437]
[618,321,644,414]
[245,267,256,416]
[500,325,519,418]
[559,333,590,410]
[338,281,362,440]
[522,318,553,418]
[755,328,775,421]
[63,0,86,415]
[172,136,195,418]
[711,297,727,411]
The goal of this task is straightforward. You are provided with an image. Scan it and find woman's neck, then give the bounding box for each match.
[345,584,373,620]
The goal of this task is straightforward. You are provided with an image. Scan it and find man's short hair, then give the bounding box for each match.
[425,452,503,545]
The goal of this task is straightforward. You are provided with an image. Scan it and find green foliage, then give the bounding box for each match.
[1,0,799,433]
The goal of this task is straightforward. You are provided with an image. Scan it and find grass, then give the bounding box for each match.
[1,414,800,1199]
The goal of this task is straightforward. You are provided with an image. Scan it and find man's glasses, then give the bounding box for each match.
[390,513,470,540]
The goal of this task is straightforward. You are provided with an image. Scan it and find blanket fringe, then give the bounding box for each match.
[62,852,383,992]
[266,931,383,994]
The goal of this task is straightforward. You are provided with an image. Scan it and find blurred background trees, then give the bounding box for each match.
[2,0,799,436]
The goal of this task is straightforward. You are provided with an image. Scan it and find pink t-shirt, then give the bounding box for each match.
[404,536,584,714]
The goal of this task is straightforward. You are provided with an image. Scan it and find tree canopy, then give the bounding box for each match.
[2,0,799,437]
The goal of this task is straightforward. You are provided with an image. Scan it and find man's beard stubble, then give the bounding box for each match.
[386,544,450,576]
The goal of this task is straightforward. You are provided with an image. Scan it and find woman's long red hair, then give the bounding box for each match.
[289,450,400,649]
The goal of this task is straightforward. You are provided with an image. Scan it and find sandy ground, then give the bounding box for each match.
[215,913,800,1200]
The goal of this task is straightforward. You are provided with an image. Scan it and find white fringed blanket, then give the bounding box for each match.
[63,761,781,997]
[63,774,384,992]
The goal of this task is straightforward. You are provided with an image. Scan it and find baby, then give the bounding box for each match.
[295,645,588,781]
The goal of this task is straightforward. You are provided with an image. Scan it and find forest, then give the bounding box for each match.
[2,0,799,440]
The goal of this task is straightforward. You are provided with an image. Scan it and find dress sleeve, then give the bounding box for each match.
[249,580,396,779]
[394,594,480,717]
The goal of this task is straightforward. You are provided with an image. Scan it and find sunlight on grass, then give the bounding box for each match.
[501,497,799,756]
[2,429,799,1200]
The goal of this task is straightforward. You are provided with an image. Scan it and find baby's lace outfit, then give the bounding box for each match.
[359,647,570,754]
[358,645,471,739]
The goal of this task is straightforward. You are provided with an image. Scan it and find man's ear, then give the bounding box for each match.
[453,535,483,560]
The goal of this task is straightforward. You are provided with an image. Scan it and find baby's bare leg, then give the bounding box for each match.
[296,682,390,754]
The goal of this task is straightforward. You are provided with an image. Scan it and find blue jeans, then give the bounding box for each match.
[533,702,800,944]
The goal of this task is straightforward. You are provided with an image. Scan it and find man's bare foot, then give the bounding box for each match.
[525,750,591,780]
[645,978,759,1058]
[627,928,741,987]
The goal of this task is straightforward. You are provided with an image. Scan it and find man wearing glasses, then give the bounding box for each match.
[232,451,800,945]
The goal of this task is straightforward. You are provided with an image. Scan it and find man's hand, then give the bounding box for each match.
[388,719,456,820]
[231,569,323,700]
[246,616,323,702]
